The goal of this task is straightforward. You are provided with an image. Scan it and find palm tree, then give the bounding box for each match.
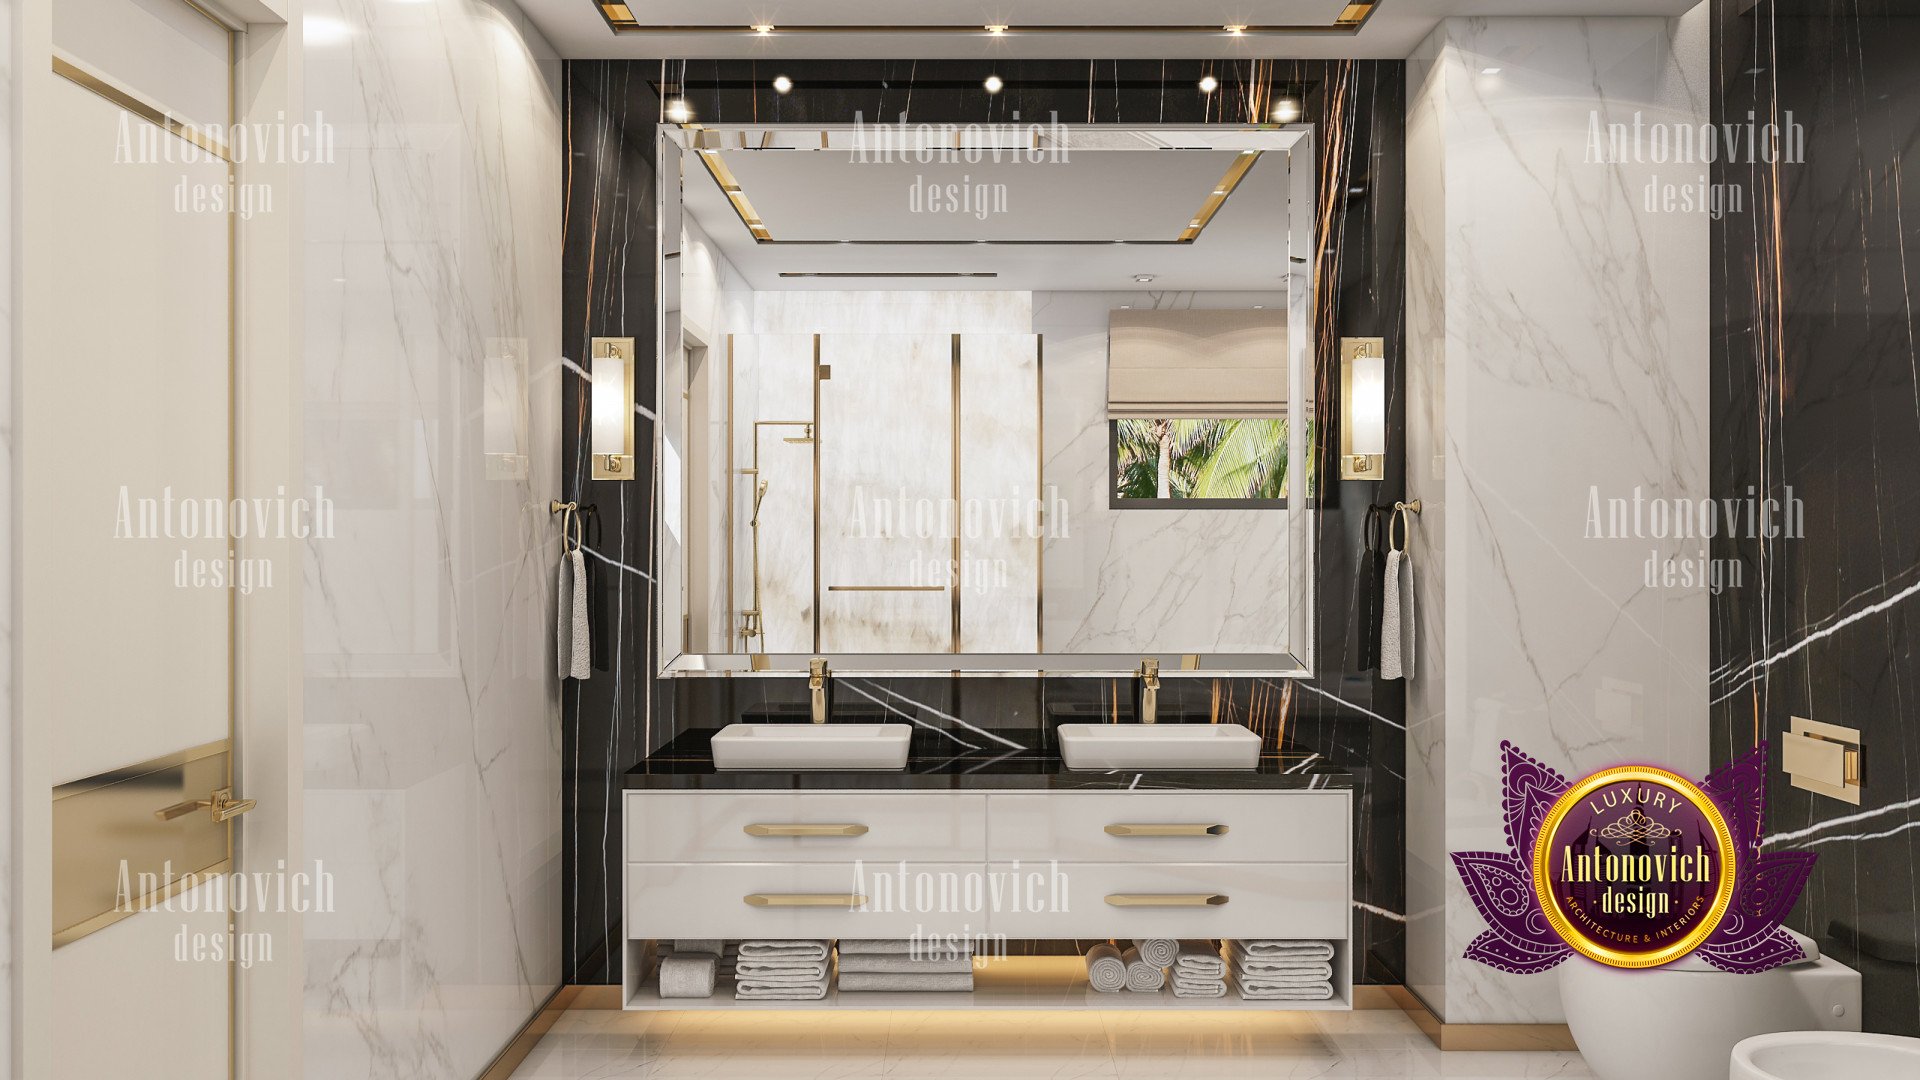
[1114,418,1299,501]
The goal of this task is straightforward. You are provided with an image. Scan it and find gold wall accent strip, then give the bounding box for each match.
[951,334,963,653]
[51,55,231,161]
[827,585,945,593]
[692,148,772,241]
[726,335,736,650]
[1035,335,1045,653]
[477,985,581,1080]
[812,335,823,653]
[1179,151,1262,242]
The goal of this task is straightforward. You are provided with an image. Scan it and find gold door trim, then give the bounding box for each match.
[50,55,232,162]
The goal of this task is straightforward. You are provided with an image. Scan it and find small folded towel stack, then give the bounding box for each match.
[836,938,974,993]
[734,940,830,1000]
[1229,939,1335,1001]
[656,939,733,999]
[1170,940,1227,998]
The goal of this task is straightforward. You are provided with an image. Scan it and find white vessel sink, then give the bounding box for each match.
[1733,1032,1920,1080]
[1057,723,1261,771]
[710,723,912,771]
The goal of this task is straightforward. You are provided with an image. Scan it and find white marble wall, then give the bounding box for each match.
[0,2,13,1072]
[1405,12,1711,1023]
[1036,291,1293,655]
[300,0,564,1075]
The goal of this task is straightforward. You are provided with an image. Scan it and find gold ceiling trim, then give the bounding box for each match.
[691,134,1264,247]
[599,4,1379,35]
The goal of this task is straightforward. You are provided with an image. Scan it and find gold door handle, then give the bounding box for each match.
[743,823,870,837]
[1105,823,1229,837]
[155,788,256,824]
[744,893,867,907]
[1105,893,1229,907]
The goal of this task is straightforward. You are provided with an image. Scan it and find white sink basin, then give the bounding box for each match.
[1733,1032,1920,1080]
[1057,723,1261,770]
[710,724,912,771]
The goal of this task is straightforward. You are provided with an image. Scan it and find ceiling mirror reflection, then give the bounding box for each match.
[657,122,1316,676]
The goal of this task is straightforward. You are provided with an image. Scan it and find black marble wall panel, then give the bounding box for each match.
[562,59,1407,986]
[1710,1,1920,1035]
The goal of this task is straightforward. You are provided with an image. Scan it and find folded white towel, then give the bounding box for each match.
[738,940,829,961]
[837,971,974,993]
[1232,965,1331,984]
[734,980,827,1000]
[671,939,724,956]
[1174,940,1225,977]
[836,955,973,974]
[1235,977,1334,1001]
[1086,943,1127,993]
[1171,975,1228,999]
[734,960,828,980]
[1233,940,1335,962]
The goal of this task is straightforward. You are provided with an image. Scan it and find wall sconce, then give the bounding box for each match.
[1340,337,1386,480]
[591,336,636,481]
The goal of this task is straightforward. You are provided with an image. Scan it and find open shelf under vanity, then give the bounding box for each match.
[622,945,1355,1011]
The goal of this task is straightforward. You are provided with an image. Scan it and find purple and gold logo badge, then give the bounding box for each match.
[1453,742,1816,973]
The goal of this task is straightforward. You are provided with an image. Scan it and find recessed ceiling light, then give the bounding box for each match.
[1119,304,1133,309]
[751,23,774,34]
[1133,274,1156,283]
[1480,66,1502,75]
[983,74,1004,94]
[1224,24,1248,35]
[1272,98,1301,123]
[1252,304,1264,309]
[665,99,693,123]
[772,75,793,94]
[1198,75,1219,93]
[985,24,1008,34]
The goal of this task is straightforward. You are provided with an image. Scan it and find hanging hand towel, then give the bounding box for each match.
[557,545,590,680]
[1380,548,1416,681]
[1350,505,1387,670]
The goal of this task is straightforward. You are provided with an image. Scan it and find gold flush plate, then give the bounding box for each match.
[1784,716,1862,805]
[1340,336,1385,481]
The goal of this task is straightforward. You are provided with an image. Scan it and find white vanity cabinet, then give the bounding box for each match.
[622,784,1353,1010]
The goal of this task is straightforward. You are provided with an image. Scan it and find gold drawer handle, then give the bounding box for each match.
[744,893,867,907]
[1105,823,1228,837]
[1105,893,1229,907]
[743,823,870,837]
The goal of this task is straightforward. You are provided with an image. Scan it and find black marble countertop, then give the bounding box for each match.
[623,726,1352,792]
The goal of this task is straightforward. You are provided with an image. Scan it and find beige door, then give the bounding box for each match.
[31,1,244,1076]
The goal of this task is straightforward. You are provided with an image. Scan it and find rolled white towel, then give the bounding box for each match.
[1085,942,1128,993]
[657,955,716,999]
[1131,938,1179,968]
[1121,946,1166,992]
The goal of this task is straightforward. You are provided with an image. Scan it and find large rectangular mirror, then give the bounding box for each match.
[657,121,1316,677]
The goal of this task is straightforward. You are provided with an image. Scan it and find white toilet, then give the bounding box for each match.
[1731,1031,1920,1079]
[1559,931,1861,1080]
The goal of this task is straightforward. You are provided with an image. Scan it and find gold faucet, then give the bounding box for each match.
[1137,658,1161,724]
[809,658,831,724]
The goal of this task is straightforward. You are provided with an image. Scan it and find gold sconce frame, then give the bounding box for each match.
[592,336,637,481]
[1340,336,1386,480]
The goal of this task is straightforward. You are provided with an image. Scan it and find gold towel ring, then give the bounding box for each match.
[550,499,583,553]
[1390,499,1422,554]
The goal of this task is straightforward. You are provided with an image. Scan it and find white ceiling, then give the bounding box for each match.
[521,0,1704,61]
[683,127,1302,292]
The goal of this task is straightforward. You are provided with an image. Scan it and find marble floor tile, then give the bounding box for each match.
[506,1009,1594,1080]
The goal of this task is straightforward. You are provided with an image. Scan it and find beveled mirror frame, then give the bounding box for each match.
[656,122,1317,678]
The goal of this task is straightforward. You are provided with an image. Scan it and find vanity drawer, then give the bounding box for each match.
[625,791,987,863]
[985,792,1348,863]
[626,862,984,939]
[986,861,1348,940]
